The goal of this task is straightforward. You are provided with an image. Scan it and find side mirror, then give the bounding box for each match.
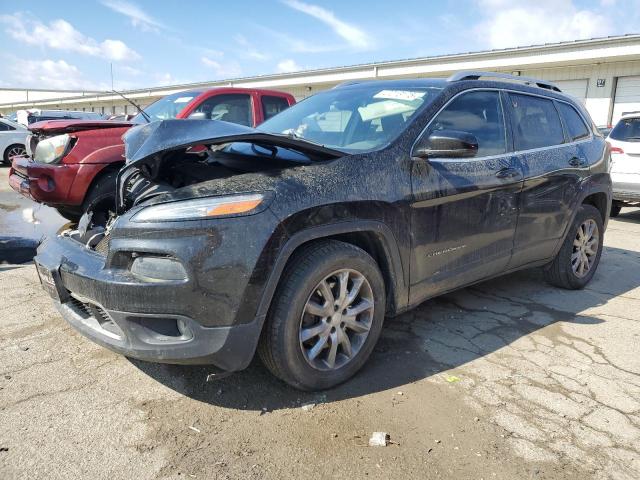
[412,129,479,159]
[188,112,207,120]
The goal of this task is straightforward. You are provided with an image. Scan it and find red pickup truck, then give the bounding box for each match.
[10,87,295,223]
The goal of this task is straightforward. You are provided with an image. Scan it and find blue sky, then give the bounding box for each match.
[0,0,639,91]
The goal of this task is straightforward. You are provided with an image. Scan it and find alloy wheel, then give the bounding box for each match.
[571,218,599,278]
[7,145,26,160]
[299,269,374,371]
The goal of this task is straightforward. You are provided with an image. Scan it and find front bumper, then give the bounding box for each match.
[34,232,267,370]
[9,156,106,206]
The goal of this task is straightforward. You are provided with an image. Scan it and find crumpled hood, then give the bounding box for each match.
[29,119,133,134]
[122,119,343,167]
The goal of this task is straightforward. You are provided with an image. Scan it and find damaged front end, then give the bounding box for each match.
[35,120,343,368]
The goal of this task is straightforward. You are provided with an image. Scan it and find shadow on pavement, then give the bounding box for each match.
[130,243,639,410]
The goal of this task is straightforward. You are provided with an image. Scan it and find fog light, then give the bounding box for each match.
[130,256,187,282]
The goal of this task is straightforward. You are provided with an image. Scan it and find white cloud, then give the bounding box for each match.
[7,59,103,90]
[234,34,270,61]
[100,0,165,32]
[201,56,242,78]
[276,59,302,73]
[474,0,611,49]
[0,13,140,61]
[282,0,373,50]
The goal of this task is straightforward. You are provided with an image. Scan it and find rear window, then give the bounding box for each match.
[557,102,590,141]
[509,93,564,150]
[610,117,640,142]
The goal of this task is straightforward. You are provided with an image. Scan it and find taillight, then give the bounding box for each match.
[610,146,624,155]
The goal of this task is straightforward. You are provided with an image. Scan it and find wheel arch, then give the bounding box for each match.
[255,221,408,322]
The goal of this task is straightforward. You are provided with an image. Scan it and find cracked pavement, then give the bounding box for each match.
[1,167,639,479]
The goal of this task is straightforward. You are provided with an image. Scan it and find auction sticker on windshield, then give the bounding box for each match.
[373,90,426,101]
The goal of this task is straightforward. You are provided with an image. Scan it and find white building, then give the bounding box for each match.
[2,34,640,127]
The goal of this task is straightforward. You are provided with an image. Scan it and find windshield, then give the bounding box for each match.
[610,117,640,141]
[258,85,442,152]
[132,91,203,124]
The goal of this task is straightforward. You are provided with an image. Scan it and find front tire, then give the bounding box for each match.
[259,240,386,390]
[55,206,82,222]
[544,204,604,289]
[82,170,118,226]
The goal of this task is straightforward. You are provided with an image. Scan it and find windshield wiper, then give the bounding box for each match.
[275,129,333,149]
[112,89,151,123]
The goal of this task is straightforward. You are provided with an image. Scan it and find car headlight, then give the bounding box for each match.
[33,134,71,164]
[131,193,265,222]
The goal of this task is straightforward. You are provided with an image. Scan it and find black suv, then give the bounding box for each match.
[34,71,612,390]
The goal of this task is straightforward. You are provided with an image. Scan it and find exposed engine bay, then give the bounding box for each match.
[118,141,316,212]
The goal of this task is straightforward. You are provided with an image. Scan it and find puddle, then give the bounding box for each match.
[0,204,66,242]
[0,200,66,263]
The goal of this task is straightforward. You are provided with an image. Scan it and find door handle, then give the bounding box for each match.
[568,156,586,167]
[495,167,520,179]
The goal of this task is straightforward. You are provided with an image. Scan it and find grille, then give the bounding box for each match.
[94,235,110,256]
[66,297,123,339]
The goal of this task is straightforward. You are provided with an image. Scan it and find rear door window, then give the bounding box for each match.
[262,95,290,120]
[557,102,590,141]
[509,93,564,150]
[193,94,253,126]
[423,90,507,157]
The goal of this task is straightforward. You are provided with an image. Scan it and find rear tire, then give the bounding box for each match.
[544,204,604,290]
[3,144,26,165]
[610,202,622,218]
[258,240,386,390]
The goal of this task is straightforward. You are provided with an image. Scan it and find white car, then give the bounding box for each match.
[0,117,28,165]
[608,113,640,216]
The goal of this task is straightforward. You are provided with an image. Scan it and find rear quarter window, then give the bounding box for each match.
[557,102,590,141]
[509,93,564,150]
[262,95,291,120]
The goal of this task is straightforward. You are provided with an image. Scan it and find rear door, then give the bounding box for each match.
[506,92,592,267]
[409,89,523,303]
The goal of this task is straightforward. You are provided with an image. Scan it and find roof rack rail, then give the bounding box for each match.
[447,71,562,92]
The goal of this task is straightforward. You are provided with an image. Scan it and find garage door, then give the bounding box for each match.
[612,76,640,124]
[554,79,588,103]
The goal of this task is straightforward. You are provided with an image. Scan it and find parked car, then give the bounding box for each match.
[9,88,295,224]
[34,72,611,390]
[15,109,102,126]
[607,113,640,216]
[0,117,28,165]
[107,114,136,121]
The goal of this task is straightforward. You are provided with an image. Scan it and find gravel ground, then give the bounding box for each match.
[1,166,639,479]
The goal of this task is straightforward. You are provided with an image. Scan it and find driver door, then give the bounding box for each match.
[409,90,523,304]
